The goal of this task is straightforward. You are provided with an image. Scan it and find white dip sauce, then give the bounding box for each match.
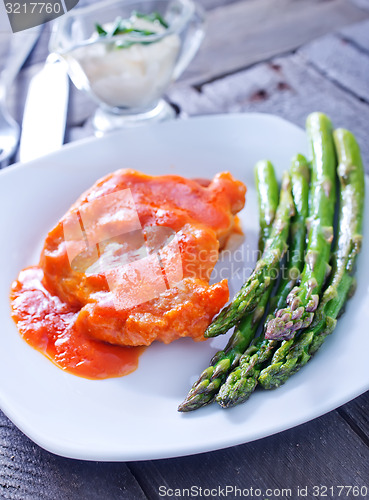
[68,17,181,109]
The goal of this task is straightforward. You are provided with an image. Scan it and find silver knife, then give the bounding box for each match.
[19,54,69,163]
[0,25,43,166]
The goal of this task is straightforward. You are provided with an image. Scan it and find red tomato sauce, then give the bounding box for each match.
[9,169,246,380]
[10,267,144,380]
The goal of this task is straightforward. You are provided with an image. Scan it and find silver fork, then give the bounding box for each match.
[0,26,42,167]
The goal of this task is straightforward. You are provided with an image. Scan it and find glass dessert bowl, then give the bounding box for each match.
[50,0,205,133]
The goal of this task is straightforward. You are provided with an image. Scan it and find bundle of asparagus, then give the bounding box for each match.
[217,155,310,408]
[178,112,365,412]
[178,160,284,412]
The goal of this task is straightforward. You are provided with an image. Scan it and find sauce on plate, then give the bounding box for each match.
[10,169,246,380]
[11,267,144,379]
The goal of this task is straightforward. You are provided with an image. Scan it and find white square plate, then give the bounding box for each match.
[0,113,368,461]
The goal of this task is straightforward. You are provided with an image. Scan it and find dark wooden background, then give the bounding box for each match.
[1,0,369,498]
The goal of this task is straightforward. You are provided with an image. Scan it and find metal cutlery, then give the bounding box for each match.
[19,53,69,163]
[0,26,42,167]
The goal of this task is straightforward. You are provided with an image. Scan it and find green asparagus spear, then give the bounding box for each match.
[270,155,311,312]
[259,128,365,389]
[255,161,280,254]
[265,112,337,341]
[178,161,279,412]
[204,171,294,339]
[217,156,310,407]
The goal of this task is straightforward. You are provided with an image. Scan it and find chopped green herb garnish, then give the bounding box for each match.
[134,11,169,29]
[95,11,168,48]
[95,23,108,36]
[110,17,123,36]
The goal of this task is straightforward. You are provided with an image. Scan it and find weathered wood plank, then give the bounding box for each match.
[350,0,369,11]
[128,408,369,500]
[0,411,147,500]
[299,32,369,102]
[180,0,368,86]
[199,0,241,11]
[338,391,369,444]
[169,53,369,166]
[340,18,369,53]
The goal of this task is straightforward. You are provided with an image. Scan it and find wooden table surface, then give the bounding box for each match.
[1,0,369,498]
